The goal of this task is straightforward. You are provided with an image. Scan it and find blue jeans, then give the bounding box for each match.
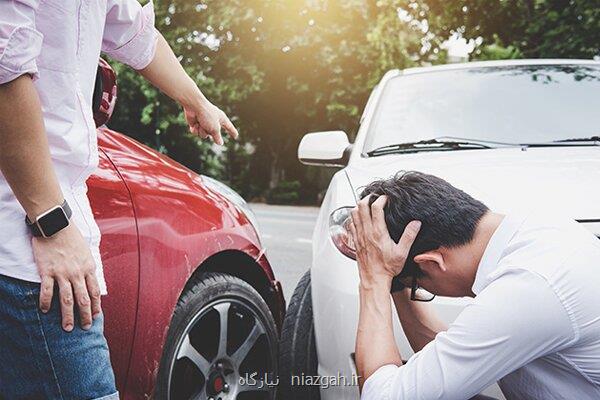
[0,274,118,400]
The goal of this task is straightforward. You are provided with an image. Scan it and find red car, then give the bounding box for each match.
[90,60,284,399]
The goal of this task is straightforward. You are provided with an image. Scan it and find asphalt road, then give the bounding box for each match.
[250,203,320,302]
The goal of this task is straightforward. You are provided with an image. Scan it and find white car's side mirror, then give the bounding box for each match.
[298,131,352,167]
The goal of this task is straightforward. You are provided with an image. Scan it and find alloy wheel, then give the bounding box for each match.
[167,298,276,400]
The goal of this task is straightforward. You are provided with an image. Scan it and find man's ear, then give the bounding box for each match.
[414,251,447,273]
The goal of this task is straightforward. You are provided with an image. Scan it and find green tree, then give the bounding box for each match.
[428,0,600,59]
[109,0,272,185]
[107,0,599,204]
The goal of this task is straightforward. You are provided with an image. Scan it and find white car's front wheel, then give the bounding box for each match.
[278,270,321,400]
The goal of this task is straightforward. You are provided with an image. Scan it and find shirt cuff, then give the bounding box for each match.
[361,364,399,400]
[105,1,158,70]
[0,26,43,84]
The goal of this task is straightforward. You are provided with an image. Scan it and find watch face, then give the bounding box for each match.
[39,207,69,237]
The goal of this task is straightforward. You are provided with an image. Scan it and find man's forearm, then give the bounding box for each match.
[356,280,402,389]
[138,33,205,107]
[392,290,448,352]
[0,75,63,219]
[137,32,238,145]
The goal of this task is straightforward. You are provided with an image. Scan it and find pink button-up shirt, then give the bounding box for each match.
[0,0,158,294]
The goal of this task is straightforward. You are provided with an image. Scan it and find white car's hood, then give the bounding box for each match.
[346,146,600,221]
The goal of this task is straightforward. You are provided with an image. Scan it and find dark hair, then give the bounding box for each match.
[360,171,489,277]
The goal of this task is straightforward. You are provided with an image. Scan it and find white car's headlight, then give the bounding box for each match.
[329,206,357,260]
[202,175,261,237]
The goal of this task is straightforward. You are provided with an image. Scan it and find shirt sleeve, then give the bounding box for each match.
[102,0,158,70]
[361,270,577,400]
[0,0,43,84]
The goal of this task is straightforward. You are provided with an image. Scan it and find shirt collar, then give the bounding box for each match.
[471,213,527,295]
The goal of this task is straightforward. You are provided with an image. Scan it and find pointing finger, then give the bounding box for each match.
[221,115,239,140]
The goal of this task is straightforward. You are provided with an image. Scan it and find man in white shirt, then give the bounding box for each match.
[349,171,600,400]
[0,1,237,398]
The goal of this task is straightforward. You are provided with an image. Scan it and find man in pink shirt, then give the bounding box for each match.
[0,1,238,398]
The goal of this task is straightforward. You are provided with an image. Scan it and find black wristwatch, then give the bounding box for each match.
[25,200,72,238]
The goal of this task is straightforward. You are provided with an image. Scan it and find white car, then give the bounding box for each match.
[278,59,600,400]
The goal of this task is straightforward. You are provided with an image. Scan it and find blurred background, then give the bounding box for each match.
[107,0,599,206]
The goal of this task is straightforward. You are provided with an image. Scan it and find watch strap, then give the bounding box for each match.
[26,200,72,237]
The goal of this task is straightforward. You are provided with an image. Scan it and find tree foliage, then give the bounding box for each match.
[429,0,600,59]
[107,0,599,204]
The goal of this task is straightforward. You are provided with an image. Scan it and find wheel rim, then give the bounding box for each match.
[167,297,276,400]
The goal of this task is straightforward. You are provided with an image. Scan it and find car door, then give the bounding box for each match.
[87,149,140,393]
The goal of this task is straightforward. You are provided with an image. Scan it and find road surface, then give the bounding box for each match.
[250,203,319,302]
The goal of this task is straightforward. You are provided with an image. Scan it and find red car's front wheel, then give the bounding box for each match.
[155,272,278,400]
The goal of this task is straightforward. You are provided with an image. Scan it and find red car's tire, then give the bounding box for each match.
[155,272,278,400]
[277,270,321,400]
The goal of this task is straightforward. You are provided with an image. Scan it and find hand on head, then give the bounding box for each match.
[349,194,421,287]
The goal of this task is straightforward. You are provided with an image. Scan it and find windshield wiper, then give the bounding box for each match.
[523,136,600,148]
[553,136,600,143]
[366,137,499,157]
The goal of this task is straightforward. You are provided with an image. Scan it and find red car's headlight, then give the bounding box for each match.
[201,175,261,238]
[329,206,357,260]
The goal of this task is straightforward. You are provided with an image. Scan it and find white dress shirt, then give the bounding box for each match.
[362,212,600,400]
[0,0,158,294]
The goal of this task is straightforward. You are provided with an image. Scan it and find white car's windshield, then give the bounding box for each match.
[364,64,600,154]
